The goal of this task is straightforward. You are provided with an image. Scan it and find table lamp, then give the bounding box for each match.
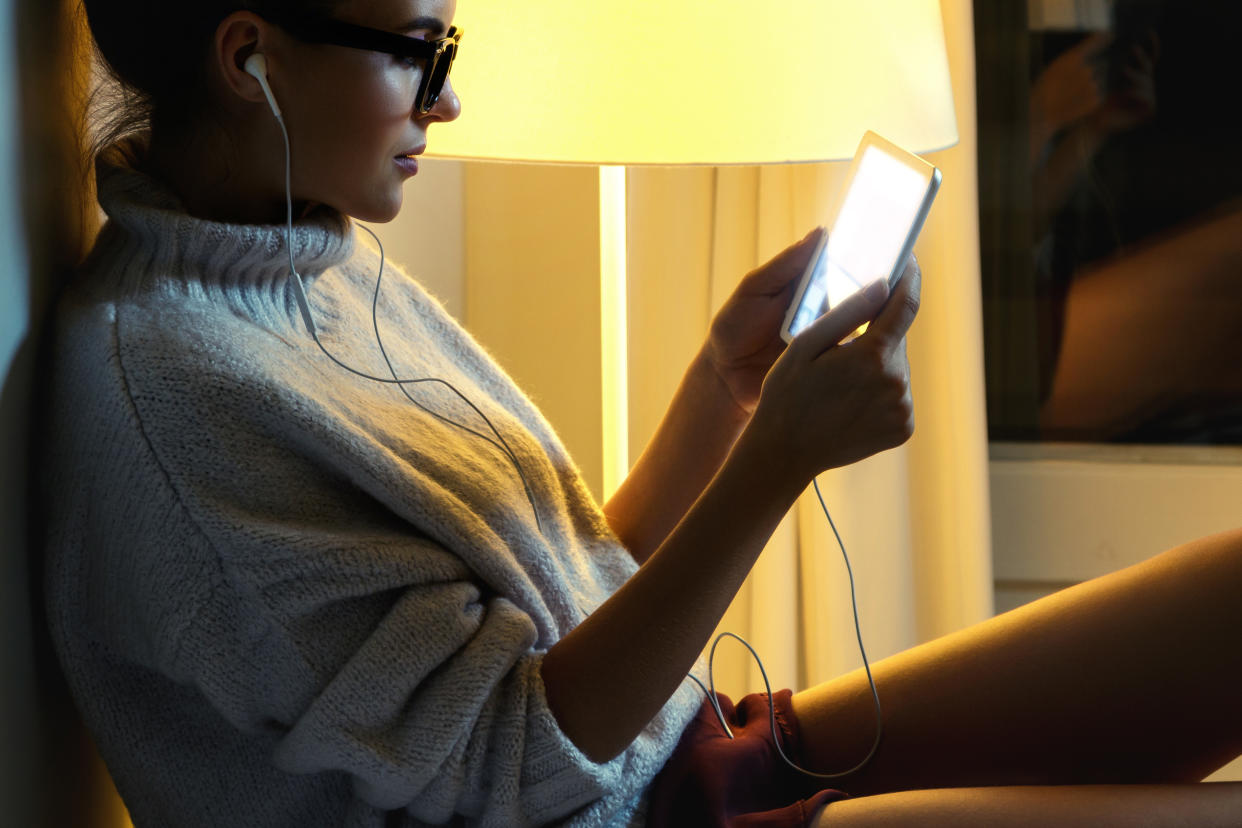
[426,0,958,496]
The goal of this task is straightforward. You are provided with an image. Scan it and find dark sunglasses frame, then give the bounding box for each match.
[268,17,462,113]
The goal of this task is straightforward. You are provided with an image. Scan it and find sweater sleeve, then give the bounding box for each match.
[172,521,623,826]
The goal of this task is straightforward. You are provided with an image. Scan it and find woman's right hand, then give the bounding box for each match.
[545,259,919,764]
[746,257,921,486]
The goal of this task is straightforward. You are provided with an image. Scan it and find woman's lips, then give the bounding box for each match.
[395,155,419,176]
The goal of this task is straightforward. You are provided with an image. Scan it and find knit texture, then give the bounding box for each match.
[44,140,701,827]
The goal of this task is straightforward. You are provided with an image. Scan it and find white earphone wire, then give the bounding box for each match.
[264,81,544,533]
[684,477,883,780]
[252,56,880,778]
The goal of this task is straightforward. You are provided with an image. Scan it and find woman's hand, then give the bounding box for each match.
[745,257,921,485]
[705,227,826,417]
[547,259,918,764]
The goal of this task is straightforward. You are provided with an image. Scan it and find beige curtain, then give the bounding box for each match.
[624,0,992,695]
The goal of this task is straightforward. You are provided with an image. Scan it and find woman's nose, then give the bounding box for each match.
[424,77,461,123]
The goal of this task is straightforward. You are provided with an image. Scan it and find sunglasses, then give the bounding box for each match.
[269,16,462,114]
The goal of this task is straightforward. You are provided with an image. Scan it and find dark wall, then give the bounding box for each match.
[2,0,119,824]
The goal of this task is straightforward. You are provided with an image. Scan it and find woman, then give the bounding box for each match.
[46,0,1242,825]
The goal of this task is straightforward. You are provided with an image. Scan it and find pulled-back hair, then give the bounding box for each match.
[82,0,338,151]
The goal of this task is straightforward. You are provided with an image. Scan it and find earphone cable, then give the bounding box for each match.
[255,55,875,779]
[272,109,543,533]
[685,476,883,780]
[360,224,544,534]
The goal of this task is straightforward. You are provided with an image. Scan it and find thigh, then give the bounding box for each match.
[813,782,1242,828]
[791,529,1242,795]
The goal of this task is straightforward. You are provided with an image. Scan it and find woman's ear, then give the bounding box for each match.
[214,11,276,109]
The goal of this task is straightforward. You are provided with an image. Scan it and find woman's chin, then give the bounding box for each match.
[345,195,403,224]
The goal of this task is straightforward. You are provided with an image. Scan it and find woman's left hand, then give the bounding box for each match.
[705,227,825,417]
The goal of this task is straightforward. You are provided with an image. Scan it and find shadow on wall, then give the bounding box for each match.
[5,0,127,825]
[2,343,128,828]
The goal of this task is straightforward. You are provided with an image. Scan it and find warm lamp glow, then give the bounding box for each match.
[597,167,629,496]
[436,0,958,498]
[428,0,958,165]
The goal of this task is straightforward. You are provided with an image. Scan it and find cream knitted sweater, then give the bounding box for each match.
[44,141,701,827]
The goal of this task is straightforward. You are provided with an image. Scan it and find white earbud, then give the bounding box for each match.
[244,53,283,120]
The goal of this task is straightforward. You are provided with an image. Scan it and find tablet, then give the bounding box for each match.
[780,131,941,343]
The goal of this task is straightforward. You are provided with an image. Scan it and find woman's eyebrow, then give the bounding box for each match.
[396,16,448,37]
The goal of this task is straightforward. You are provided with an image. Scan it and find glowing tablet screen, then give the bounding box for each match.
[787,145,933,338]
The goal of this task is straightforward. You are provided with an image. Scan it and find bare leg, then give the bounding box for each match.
[813,783,1242,828]
[791,529,1242,795]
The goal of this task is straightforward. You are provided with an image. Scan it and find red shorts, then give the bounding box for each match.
[646,690,849,827]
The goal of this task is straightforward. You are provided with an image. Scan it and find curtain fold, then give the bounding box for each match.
[627,0,991,696]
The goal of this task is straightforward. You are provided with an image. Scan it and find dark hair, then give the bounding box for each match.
[82,0,338,151]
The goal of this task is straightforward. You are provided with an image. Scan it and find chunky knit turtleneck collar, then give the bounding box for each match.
[89,136,356,303]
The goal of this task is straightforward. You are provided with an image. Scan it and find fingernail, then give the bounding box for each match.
[865,279,889,303]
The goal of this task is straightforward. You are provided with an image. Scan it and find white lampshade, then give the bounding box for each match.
[427,0,958,165]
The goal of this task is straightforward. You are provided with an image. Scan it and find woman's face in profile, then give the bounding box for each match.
[275,0,461,222]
